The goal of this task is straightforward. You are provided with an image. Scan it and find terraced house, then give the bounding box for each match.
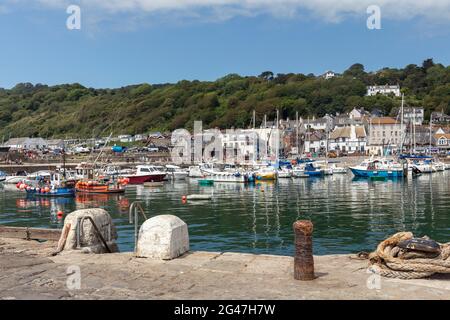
[328,125,367,155]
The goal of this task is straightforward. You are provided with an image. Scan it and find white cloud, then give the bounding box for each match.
[6,0,450,23]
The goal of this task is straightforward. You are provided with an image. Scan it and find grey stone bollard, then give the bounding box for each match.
[58,208,119,254]
[136,215,189,260]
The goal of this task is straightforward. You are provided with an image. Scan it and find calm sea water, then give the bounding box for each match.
[1,172,449,255]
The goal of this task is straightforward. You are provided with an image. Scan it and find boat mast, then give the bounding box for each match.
[400,94,404,154]
[413,108,416,154]
[296,111,299,157]
[429,112,433,156]
[62,141,66,179]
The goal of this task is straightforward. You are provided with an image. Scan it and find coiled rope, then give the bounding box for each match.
[367,232,450,279]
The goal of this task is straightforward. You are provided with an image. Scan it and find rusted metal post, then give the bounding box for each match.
[293,220,315,280]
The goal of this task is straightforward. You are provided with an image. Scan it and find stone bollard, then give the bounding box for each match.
[293,220,315,280]
[136,215,189,260]
[56,208,119,254]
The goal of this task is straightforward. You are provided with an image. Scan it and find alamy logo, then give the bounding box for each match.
[66,265,81,290]
[66,5,81,30]
[367,5,382,30]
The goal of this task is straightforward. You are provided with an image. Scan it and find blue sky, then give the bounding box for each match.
[1,1,449,89]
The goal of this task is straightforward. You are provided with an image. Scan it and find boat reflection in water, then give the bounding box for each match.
[75,193,130,213]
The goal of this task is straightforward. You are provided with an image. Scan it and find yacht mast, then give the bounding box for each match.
[296,111,299,157]
[429,113,433,156]
[400,94,404,154]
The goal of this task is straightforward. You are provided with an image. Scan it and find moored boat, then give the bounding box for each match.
[75,178,128,194]
[19,172,76,197]
[303,163,325,177]
[254,167,277,181]
[3,171,29,184]
[165,165,188,180]
[125,165,167,184]
[350,158,406,178]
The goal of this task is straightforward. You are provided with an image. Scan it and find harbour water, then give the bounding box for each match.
[1,172,449,255]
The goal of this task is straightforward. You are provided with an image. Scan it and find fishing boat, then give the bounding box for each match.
[19,173,76,197]
[75,177,128,194]
[350,158,406,178]
[124,165,167,184]
[165,165,188,180]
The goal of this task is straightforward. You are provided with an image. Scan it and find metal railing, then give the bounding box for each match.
[129,201,148,253]
[76,216,112,253]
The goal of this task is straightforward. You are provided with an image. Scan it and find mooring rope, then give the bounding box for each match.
[367,232,450,279]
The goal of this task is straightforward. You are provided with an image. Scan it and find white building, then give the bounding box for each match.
[118,135,134,143]
[328,125,367,154]
[304,131,327,154]
[302,117,329,131]
[349,108,370,121]
[401,107,424,126]
[47,139,65,150]
[367,85,401,97]
[202,128,280,164]
[323,71,336,80]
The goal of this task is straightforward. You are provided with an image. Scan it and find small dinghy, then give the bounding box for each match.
[186,194,213,201]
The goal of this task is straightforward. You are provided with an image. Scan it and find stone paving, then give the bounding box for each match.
[1,237,449,300]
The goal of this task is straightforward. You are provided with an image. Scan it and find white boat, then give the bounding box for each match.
[186,194,213,201]
[0,171,6,183]
[277,167,292,178]
[3,170,29,184]
[445,163,450,170]
[314,162,334,175]
[330,164,348,174]
[292,165,308,178]
[165,165,188,180]
[188,163,218,178]
[125,165,167,184]
[188,165,203,178]
[433,161,445,172]
[200,168,254,183]
[27,170,52,180]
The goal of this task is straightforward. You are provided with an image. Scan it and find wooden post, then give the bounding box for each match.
[293,220,315,280]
